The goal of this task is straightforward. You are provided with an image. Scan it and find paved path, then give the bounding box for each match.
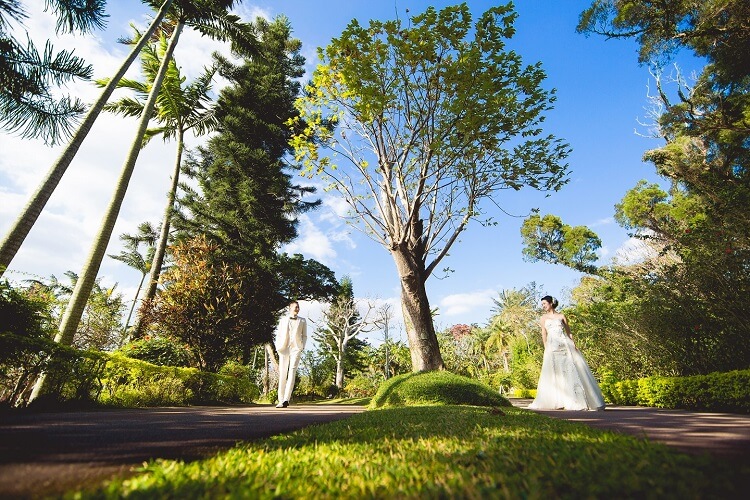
[510,398,750,459]
[1,402,749,498]
[0,405,366,499]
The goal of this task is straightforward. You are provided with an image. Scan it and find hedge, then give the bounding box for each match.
[599,369,750,413]
[0,332,258,408]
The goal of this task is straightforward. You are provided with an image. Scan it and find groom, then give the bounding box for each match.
[274,300,307,408]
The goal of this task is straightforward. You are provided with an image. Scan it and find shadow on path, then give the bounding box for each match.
[511,398,750,459]
[0,404,366,499]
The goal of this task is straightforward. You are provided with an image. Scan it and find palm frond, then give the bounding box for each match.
[0,0,26,28]
[47,0,108,34]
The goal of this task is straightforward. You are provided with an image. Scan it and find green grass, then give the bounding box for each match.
[76,405,748,499]
[370,371,511,409]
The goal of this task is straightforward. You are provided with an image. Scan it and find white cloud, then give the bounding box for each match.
[438,289,496,319]
[283,214,337,263]
[589,217,614,228]
[612,237,657,265]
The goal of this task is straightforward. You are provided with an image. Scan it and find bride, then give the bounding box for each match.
[528,296,605,411]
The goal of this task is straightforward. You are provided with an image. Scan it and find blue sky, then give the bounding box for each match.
[0,1,699,341]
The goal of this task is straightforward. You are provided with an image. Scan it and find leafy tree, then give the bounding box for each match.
[0,0,104,144]
[99,25,220,333]
[521,214,602,273]
[172,15,338,349]
[290,3,570,371]
[138,235,257,371]
[24,271,125,351]
[0,278,54,339]
[577,0,750,81]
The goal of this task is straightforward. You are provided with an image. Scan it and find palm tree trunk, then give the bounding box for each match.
[121,270,147,345]
[133,129,184,337]
[0,0,175,277]
[28,19,185,404]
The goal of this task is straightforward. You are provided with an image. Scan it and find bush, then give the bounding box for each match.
[118,335,194,367]
[1,332,257,408]
[345,373,381,398]
[369,371,511,409]
[603,369,750,413]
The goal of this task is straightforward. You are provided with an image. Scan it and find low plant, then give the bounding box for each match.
[602,369,750,413]
[369,371,510,409]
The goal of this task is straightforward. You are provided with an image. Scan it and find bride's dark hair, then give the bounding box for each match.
[541,295,558,308]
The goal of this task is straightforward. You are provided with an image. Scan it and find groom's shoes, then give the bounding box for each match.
[275,401,289,408]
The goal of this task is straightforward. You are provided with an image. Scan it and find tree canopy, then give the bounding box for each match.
[290,2,570,371]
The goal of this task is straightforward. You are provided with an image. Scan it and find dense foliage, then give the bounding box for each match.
[166,16,337,367]
[290,2,570,371]
[521,1,750,379]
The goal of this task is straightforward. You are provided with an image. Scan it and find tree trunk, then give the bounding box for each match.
[55,21,185,347]
[335,355,344,388]
[391,246,444,371]
[27,19,185,404]
[132,129,184,337]
[0,0,174,276]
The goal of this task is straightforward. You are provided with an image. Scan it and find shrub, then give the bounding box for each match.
[345,372,381,398]
[369,371,511,409]
[604,369,750,413]
[118,335,194,367]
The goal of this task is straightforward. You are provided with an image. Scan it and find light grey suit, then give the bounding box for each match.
[275,314,307,404]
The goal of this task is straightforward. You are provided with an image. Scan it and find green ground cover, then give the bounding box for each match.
[75,372,748,499]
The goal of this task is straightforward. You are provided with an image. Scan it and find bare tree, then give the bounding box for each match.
[316,296,376,389]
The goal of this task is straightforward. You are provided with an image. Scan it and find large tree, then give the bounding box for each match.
[55,1,256,348]
[99,25,220,337]
[314,276,374,389]
[290,3,570,371]
[171,15,338,353]
[520,0,750,377]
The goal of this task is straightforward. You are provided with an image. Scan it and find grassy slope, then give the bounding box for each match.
[79,405,748,499]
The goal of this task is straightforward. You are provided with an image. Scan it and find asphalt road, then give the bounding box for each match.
[0,404,366,499]
[1,401,748,498]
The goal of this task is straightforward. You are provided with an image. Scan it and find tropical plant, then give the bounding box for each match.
[172,15,338,348]
[0,0,104,144]
[108,222,159,339]
[54,0,257,351]
[0,0,175,276]
[98,25,220,336]
[289,3,570,371]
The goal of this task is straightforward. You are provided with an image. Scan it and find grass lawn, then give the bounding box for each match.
[76,404,748,499]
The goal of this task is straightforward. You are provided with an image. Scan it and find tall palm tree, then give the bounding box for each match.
[0,0,175,277]
[0,0,106,144]
[107,221,159,341]
[29,1,256,402]
[98,25,219,337]
[55,1,257,346]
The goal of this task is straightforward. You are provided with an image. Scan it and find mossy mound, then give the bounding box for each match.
[369,370,510,409]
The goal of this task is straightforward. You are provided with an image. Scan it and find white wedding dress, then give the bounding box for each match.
[528,317,605,411]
